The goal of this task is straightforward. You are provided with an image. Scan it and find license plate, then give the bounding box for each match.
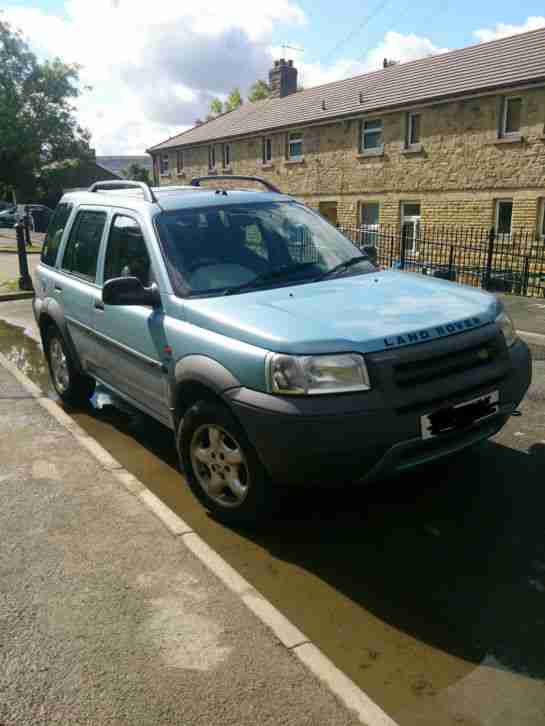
[421,390,499,440]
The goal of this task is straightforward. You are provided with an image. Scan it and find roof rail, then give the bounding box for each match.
[88,180,159,204]
[190,175,282,193]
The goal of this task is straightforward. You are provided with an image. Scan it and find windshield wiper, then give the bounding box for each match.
[317,255,368,281]
[223,262,317,295]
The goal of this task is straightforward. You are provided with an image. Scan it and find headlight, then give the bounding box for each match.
[266,353,371,395]
[496,310,518,347]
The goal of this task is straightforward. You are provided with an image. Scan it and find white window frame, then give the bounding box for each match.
[159,153,170,177]
[288,130,303,161]
[401,201,421,255]
[176,150,184,174]
[263,136,272,164]
[539,199,545,240]
[502,96,522,137]
[495,199,513,238]
[222,143,230,169]
[361,119,383,152]
[407,112,421,147]
[208,145,216,170]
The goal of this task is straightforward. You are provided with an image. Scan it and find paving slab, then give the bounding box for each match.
[0,365,365,726]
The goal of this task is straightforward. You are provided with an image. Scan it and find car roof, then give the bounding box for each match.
[60,186,292,216]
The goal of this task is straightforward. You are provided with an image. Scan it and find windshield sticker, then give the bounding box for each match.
[384,316,482,348]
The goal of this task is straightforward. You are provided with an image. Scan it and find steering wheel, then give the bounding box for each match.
[186,257,222,274]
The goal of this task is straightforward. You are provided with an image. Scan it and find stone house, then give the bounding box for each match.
[148,28,545,240]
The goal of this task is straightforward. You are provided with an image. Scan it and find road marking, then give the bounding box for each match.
[0,349,400,726]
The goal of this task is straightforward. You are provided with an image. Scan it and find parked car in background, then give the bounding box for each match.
[0,204,52,232]
[0,207,17,228]
[34,177,531,526]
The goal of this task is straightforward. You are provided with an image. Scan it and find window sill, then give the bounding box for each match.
[176,171,186,178]
[357,146,384,158]
[261,162,274,170]
[220,167,233,174]
[401,143,423,155]
[159,173,171,178]
[493,134,523,145]
[207,168,218,175]
[285,158,305,165]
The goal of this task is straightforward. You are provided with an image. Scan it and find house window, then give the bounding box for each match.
[176,150,184,174]
[361,119,383,151]
[262,137,272,164]
[208,145,216,170]
[159,154,169,176]
[288,131,303,160]
[407,112,421,146]
[360,202,380,244]
[502,97,522,136]
[222,143,230,168]
[496,199,513,236]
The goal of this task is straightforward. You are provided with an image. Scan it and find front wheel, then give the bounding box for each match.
[46,328,95,404]
[177,400,275,526]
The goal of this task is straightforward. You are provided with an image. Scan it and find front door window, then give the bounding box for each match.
[401,203,421,254]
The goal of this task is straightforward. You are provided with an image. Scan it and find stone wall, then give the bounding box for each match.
[155,85,545,232]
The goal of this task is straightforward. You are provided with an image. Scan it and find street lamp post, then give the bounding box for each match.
[15,222,34,291]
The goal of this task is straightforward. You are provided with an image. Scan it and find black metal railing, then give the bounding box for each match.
[340,224,545,298]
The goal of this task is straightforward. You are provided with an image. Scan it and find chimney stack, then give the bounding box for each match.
[269,59,298,98]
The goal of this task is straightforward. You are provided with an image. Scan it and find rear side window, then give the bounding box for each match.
[61,210,107,281]
[41,203,73,267]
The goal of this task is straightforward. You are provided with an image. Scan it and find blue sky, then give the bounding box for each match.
[2,0,544,153]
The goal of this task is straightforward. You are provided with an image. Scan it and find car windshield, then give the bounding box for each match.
[155,201,375,296]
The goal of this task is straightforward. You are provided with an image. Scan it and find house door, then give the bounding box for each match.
[401,202,421,256]
[319,201,338,227]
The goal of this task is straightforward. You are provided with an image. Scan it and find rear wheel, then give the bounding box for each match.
[177,399,275,526]
[46,327,95,404]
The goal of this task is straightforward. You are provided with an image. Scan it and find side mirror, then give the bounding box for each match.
[102,276,161,307]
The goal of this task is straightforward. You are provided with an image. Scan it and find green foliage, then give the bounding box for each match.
[224,87,243,113]
[0,19,92,202]
[248,80,270,102]
[209,97,223,116]
[121,162,151,183]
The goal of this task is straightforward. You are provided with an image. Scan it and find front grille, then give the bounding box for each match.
[393,338,502,388]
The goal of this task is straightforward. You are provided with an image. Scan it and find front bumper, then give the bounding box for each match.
[225,338,531,486]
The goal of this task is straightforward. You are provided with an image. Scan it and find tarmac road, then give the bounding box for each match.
[1,298,544,726]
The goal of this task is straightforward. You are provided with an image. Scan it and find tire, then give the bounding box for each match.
[177,399,275,526]
[45,327,95,405]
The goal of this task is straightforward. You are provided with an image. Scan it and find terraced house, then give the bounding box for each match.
[148,28,545,239]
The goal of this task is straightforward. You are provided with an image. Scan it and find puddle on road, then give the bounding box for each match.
[2,316,545,726]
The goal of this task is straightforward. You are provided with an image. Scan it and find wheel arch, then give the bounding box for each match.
[172,355,241,427]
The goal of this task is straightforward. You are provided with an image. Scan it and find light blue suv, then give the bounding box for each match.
[34,178,531,524]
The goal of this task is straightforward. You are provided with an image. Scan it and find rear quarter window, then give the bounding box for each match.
[41,202,73,267]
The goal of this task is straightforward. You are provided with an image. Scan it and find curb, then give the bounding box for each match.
[0,350,398,726]
[0,249,42,255]
[0,291,35,302]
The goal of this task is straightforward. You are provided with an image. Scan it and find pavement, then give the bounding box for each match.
[0,356,377,726]
[0,299,544,725]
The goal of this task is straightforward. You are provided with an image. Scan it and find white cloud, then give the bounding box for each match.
[473,16,545,43]
[3,2,449,155]
[3,0,305,153]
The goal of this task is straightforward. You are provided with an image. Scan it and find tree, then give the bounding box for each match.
[209,97,223,116]
[121,162,151,184]
[224,87,243,113]
[0,19,92,202]
[248,80,270,102]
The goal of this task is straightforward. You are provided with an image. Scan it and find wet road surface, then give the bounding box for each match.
[1,300,545,725]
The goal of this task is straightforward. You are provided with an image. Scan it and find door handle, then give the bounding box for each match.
[54,285,63,293]
[94,300,105,311]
